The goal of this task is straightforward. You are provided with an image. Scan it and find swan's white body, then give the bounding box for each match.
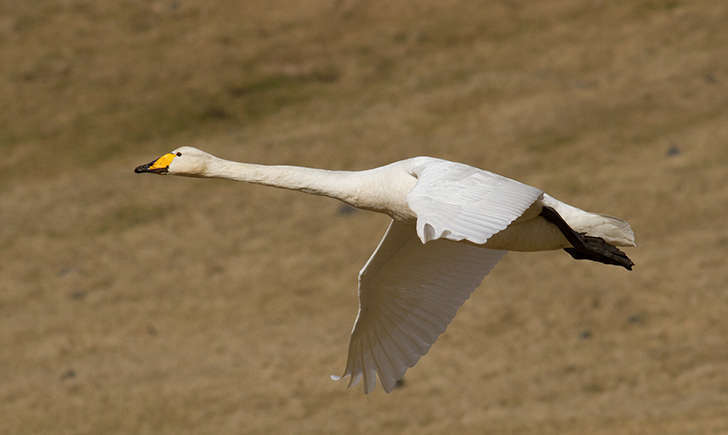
[136,146,636,393]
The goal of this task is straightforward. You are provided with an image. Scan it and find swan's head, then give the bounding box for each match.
[134,146,215,177]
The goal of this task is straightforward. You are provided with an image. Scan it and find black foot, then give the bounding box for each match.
[540,206,634,270]
[564,235,634,270]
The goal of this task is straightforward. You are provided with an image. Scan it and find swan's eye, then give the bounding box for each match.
[176,152,182,157]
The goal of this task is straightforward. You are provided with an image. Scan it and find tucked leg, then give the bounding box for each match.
[539,206,634,270]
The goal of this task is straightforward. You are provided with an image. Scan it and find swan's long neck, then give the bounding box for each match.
[204,158,361,204]
[199,157,417,220]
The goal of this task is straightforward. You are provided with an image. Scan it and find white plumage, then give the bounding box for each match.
[408,159,544,244]
[136,146,636,393]
[332,221,506,393]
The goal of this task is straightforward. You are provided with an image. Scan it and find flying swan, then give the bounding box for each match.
[135,146,635,393]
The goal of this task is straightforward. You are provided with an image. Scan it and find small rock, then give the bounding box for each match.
[628,314,643,324]
[336,204,357,216]
[58,267,74,277]
[667,145,680,156]
[580,330,592,340]
[69,290,86,301]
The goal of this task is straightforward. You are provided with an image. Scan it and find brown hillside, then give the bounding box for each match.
[2,1,728,433]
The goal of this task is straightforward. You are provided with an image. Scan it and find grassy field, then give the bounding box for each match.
[3,1,728,433]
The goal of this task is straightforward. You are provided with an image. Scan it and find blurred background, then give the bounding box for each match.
[2,1,728,433]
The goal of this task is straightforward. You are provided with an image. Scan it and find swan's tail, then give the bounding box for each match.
[541,194,637,248]
[591,213,637,248]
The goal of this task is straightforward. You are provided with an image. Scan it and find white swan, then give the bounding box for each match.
[135,146,636,393]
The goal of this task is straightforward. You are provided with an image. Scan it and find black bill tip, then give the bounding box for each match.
[134,162,152,173]
[134,161,168,174]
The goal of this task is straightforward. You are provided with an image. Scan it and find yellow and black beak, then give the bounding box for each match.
[134,153,176,174]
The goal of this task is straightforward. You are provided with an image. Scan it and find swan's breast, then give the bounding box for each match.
[348,165,418,221]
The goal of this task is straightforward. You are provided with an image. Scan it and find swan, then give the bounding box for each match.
[135,146,636,393]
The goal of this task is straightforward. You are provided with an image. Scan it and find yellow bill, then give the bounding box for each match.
[134,153,176,174]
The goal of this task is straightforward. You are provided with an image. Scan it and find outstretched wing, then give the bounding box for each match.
[407,159,544,244]
[332,220,506,393]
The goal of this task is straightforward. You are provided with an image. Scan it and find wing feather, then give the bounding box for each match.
[370,326,398,392]
[361,334,377,393]
[375,314,411,373]
[333,220,506,393]
[407,160,543,245]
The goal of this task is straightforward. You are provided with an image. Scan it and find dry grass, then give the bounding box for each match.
[2,0,728,433]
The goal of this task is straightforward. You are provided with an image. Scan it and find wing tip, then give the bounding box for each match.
[332,371,390,394]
